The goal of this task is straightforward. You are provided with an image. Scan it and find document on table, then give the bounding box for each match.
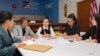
[23,40,34,45]
[22,44,52,52]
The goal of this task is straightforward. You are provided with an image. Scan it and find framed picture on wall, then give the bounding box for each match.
[23,0,39,9]
[23,1,30,9]
[64,4,67,17]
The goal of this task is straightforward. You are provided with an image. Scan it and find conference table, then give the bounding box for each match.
[18,36,100,56]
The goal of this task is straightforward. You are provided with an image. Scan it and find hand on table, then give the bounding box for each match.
[43,34,51,38]
[85,39,97,43]
[16,42,26,48]
[33,34,38,39]
[73,36,82,41]
[62,33,69,39]
[21,36,32,41]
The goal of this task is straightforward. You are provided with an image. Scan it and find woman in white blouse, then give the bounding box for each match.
[36,18,55,37]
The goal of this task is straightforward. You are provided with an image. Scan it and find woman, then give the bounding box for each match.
[0,11,25,56]
[96,14,100,43]
[63,13,80,40]
[83,14,100,43]
[36,18,55,37]
[13,17,37,40]
[82,17,97,41]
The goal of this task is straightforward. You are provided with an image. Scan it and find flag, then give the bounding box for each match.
[90,0,98,20]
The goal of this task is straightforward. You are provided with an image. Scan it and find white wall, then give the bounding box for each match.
[96,0,100,13]
[59,0,100,23]
[59,0,83,23]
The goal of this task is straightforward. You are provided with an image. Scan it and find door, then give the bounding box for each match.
[77,0,91,32]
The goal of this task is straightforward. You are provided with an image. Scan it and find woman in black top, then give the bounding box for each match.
[82,17,97,40]
[82,14,100,43]
[63,13,80,40]
[96,14,100,43]
[82,26,96,40]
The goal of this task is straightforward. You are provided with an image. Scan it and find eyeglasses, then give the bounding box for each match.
[67,21,73,23]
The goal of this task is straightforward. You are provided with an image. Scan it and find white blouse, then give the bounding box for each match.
[36,26,55,37]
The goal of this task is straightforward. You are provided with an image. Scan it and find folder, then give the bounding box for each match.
[22,44,52,52]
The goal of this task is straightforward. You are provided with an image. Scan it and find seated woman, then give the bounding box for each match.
[0,11,25,56]
[63,13,80,40]
[82,17,96,40]
[13,17,37,40]
[36,18,55,38]
[96,14,100,43]
[82,14,100,43]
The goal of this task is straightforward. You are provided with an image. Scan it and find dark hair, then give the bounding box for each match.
[67,13,78,24]
[20,17,28,24]
[0,11,13,24]
[94,14,100,43]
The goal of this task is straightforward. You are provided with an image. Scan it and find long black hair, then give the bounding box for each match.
[95,14,100,43]
[0,11,13,24]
